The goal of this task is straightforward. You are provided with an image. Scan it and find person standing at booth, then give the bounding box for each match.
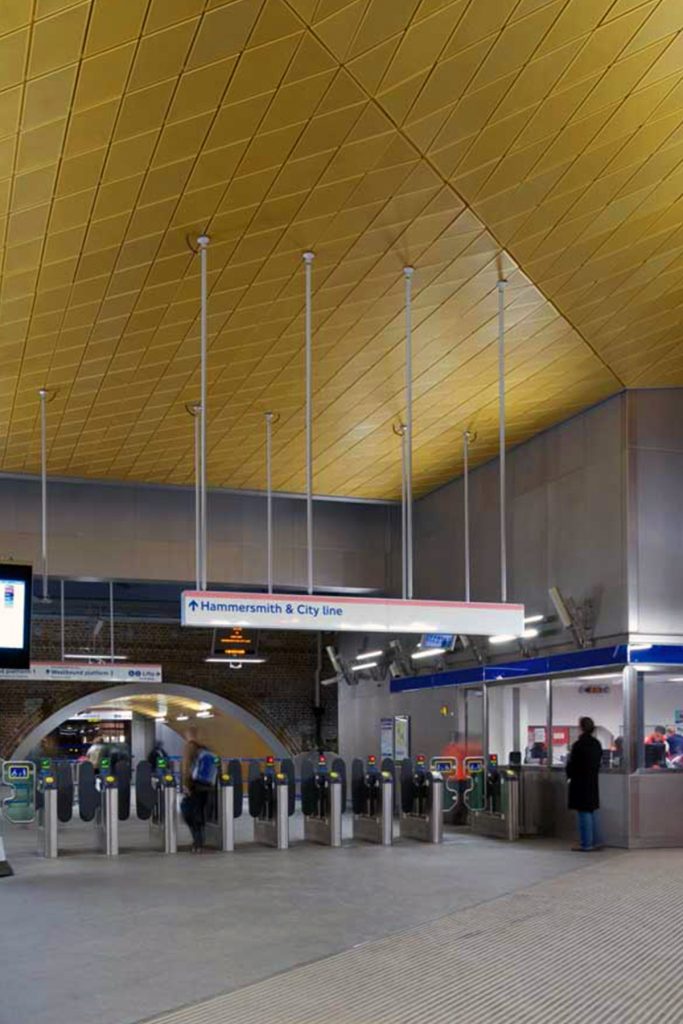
[566,717,603,852]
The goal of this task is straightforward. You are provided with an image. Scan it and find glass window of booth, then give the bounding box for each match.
[551,674,624,768]
[641,671,683,770]
[488,679,548,766]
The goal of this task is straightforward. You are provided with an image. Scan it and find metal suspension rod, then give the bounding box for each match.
[38,388,48,600]
[265,411,275,594]
[402,428,407,601]
[463,430,471,603]
[497,277,508,603]
[404,266,414,600]
[60,578,65,660]
[109,580,115,664]
[303,251,315,596]
[197,234,210,591]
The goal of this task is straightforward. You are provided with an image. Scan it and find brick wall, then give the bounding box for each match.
[0,616,338,758]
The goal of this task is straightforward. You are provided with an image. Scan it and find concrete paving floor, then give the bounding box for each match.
[0,811,623,1024]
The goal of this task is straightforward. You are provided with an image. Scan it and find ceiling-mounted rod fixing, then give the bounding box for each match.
[404,266,415,600]
[303,251,315,596]
[497,277,508,603]
[265,411,277,595]
[197,235,210,591]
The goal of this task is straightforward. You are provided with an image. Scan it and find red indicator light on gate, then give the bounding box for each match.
[266,755,275,765]
[368,755,376,764]
[416,754,425,764]
[318,755,326,765]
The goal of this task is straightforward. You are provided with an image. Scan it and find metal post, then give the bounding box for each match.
[401,427,408,600]
[265,412,274,594]
[197,235,210,591]
[623,665,640,773]
[463,430,473,602]
[393,423,409,598]
[109,581,114,663]
[60,579,65,661]
[545,677,552,769]
[187,401,200,593]
[404,267,414,600]
[497,278,507,603]
[303,251,315,595]
[38,388,48,601]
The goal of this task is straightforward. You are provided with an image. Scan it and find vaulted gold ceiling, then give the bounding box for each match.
[1,0,682,499]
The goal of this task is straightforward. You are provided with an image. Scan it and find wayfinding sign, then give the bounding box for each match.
[181,591,524,636]
[0,662,163,683]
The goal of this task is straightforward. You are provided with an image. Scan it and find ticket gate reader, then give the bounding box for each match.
[351,756,393,846]
[430,756,459,817]
[301,755,344,847]
[149,767,178,855]
[248,756,295,849]
[399,755,444,843]
[204,759,243,852]
[37,771,59,858]
[463,757,486,812]
[97,773,119,856]
[461,754,520,840]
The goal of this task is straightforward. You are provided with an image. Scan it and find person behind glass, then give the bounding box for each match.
[566,716,603,852]
[180,726,207,853]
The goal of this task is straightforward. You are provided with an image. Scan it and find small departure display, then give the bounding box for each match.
[8,766,28,779]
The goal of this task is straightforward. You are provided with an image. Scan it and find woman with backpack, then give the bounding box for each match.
[180,727,218,852]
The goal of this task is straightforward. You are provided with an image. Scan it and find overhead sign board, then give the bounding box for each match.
[181,591,524,637]
[0,662,163,683]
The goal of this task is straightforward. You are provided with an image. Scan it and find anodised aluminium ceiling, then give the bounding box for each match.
[0,0,682,499]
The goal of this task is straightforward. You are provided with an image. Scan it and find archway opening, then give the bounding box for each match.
[12,682,290,763]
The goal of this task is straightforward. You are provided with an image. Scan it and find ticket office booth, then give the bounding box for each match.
[470,646,683,849]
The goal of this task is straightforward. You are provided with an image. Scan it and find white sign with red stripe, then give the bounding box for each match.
[0,662,162,683]
[181,591,524,636]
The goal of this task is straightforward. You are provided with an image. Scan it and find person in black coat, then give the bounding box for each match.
[566,716,603,851]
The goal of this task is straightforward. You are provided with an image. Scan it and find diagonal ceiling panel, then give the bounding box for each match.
[0,0,680,501]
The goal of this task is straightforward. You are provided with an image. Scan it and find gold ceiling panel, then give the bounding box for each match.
[0,1,680,500]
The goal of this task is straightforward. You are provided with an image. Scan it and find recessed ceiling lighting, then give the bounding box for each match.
[524,614,544,624]
[489,634,515,644]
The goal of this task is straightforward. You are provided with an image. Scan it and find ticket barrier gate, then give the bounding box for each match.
[135,761,178,854]
[351,756,393,846]
[37,772,58,858]
[204,759,243,852]
[301,755,344,847]
[467,757,520,841]
[1,760,38,874]
[248,756,295,849]
[399,755,443,843]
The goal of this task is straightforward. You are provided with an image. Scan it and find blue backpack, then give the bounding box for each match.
[192,748,218,789]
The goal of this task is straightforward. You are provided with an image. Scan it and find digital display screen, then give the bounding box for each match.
[432,759,456,772]
[8,766,29,779]
[0,564,32,669]
[214,627,256,658]
[420,633,455,651]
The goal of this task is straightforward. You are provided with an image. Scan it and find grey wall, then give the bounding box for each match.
[414,393,628,644]
[627,389,683,638]
[0,476,399,593]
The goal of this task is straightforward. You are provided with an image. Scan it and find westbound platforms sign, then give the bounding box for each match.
[0,662,163,683]
[181,591,524,636]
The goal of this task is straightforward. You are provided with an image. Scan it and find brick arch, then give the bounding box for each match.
[11,682,292,760]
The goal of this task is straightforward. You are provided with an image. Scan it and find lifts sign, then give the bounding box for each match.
[181,591,525,636]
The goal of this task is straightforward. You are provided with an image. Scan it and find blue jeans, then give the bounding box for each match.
[577,811,602,850]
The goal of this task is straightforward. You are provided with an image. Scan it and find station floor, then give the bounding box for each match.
[0,812,666,1024]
